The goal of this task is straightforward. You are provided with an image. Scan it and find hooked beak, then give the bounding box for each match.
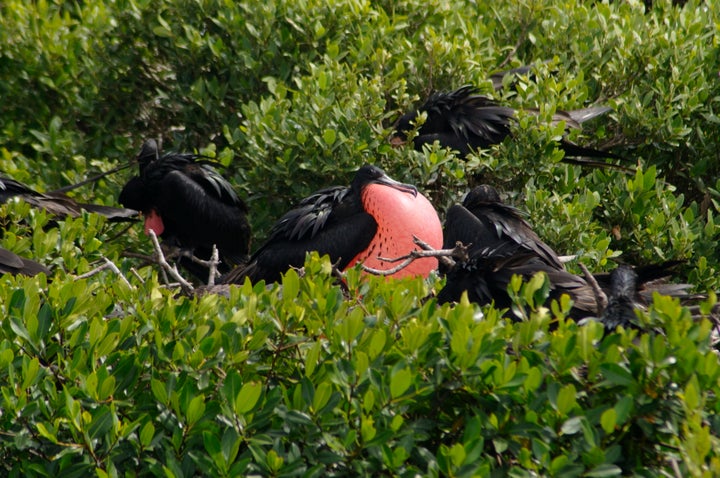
[373,173,417,197]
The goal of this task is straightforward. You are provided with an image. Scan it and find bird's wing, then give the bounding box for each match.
[475,203,565,270]
[266,186,353,243]
[225,210,377,284]
[442,204,493,250]
[153,170,251,248]
[425,87,515,146]
[0,247,50,276]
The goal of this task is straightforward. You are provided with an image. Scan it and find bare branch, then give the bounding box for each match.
[148,230,194,295]
[101,257,133,289]
[75,262,112,279]
[177,245,221,286]
[578,262,608,312]
[361,240,471,276]
[129,267,145,284]
[74,257,133,289]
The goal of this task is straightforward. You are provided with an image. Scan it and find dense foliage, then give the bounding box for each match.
[1,0,719,476]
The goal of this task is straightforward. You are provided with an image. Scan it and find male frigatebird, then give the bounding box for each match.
[223,164,443,284]
[391,85,623,166]
[119,139,251,277]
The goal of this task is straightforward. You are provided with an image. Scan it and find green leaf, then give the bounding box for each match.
[361,415,376,442]
[684,378,700,409]
[323,129,336,145]
[151,378,168,405]
[556,384,577,415]
[186,394,206,426]
[282,269,300,302]
[235,382,262,414]
[140,422,155,448]
[600,363,635,387]
[204,431,225,471]
[305,340,322,377]
[312,382,332,411]
[390,368,412,399]
[36,422,58,444]
[600,408,617,434]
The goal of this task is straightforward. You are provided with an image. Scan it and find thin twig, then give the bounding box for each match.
[148,230,194,295]
[75,262,111,279]
[559,254,578,263]
[578,262,608,312]
[129,267,145,284]
[414,236,470,265]
[208,245,219,286]
[361,240,470,276]
[101,256,133,289]
[47,162,135,194]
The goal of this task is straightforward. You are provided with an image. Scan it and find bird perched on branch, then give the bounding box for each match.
[223,164,443,284]
[391,85,624,167]
[437,185,695,322]
[119,139,251,278]
[442,184,564,273]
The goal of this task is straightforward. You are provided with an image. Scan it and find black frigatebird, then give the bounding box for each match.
[0,175,137,277]
[391,85,624,166]
[0,176,137,221]
[118,139,252,277]
[443,184,565,273]
[438,185,612,318]
[439,192,698,322]
[222,164,443,284]
[0,247,50,277]
[436,244,598,318]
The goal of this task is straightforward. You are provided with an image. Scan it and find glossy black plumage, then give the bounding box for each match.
[443,185,564,273]
[0,247,50,276]
[0,176,137,221]
[440,201,695,322]
[222,164,434,284]
[392,85,623,165]
[437,241,598,318]
[600,265,641,330]
[119,140,251,275]
[438,185,595,315]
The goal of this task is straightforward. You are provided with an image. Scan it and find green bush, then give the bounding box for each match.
[1,0,719,475]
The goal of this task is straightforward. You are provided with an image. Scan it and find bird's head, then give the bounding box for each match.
[463,184,502,208]
[353,165,417,197]
[136,139,160,171]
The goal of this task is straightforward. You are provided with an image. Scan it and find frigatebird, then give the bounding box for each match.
[439,197,696,322]
[222,164,443,284]
[443,184,564,273]
[438,185,570,308]
[0,176,137,221]
[599,265,642,330]
[391,85,623,166]
[118,139,251,277]
[436,239,599,318]
[0,247,50,276]
[0,175,136,277]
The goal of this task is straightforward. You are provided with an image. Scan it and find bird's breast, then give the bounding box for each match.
[348,183,442,278]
